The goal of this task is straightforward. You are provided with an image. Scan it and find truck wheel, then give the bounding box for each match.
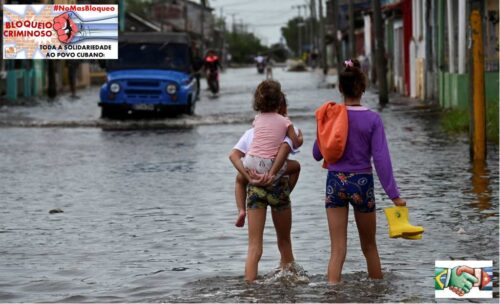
[101,106,115,119]
[184,96,195,115]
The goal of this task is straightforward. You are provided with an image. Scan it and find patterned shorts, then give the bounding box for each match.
[325,171,376,213]
[246,176,291,211]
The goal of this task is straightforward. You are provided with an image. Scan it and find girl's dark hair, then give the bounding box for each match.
[253,80,283,112]
[338,59,366,99]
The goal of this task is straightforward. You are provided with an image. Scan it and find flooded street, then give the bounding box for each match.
[0,68,498,302]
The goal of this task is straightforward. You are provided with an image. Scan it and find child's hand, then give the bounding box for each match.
[248,170,274,186]
[297,129,304,147]
[392,197,406,206]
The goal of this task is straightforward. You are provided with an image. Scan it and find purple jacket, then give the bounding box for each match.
[313,106,400,199]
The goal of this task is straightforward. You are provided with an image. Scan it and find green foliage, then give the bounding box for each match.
[268,43,288,63]
[441,103,499,143]
[281,17,302,56]
[281,17,319,57]
[225,31,268,64]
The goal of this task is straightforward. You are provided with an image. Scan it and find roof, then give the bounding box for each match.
[119,32,190,44]
[126,12,161,32]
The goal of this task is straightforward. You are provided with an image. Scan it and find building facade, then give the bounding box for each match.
[326,0,499,109]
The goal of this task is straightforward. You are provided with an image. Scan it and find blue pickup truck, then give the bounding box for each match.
[99,33,198,118]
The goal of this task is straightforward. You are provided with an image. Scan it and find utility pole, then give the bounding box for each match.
[372,0,388,104]
[230,13,237,33]
[469,4,486,161]
[446,0,455,73]
[458,0,467,73]
[292,5,304,57]
[200,0,206,55]
[318,0,328,74]
[220,7,226,66]
[331,0,342,75]
[310,0,317,52]
[348,0,355,58]
[302,4,310,55]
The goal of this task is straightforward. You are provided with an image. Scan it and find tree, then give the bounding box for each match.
[225,31,268,64]
[281,17,303,56]
[282,16,319,57]
[268,43,289,63]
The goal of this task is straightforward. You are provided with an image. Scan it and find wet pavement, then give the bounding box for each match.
[0,67,498,302]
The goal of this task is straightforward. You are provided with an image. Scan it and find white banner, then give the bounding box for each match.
[3,4,118,59]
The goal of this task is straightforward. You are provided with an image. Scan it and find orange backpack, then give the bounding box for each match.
[315,101,348,168]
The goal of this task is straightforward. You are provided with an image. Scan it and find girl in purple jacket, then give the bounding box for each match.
[313,59,406,283]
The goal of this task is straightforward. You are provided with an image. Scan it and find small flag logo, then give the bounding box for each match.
[435,261,493,298]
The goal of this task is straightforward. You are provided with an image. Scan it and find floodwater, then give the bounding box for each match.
[0,68,498,302]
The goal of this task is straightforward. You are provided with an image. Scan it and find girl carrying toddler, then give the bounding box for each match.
[229,80,303,282]
[229,86,302,227]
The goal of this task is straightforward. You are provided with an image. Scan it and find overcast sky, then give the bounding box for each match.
[209,0,324,46]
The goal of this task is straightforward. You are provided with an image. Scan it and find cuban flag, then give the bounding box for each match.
[480,267,493,291]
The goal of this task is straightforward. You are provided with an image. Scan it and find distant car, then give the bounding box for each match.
[99,32,198,118]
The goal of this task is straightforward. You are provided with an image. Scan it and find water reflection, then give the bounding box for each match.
[468,160,494,216]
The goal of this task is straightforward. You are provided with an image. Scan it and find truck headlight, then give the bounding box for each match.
[109,82,120,93]
[166,84,177,95]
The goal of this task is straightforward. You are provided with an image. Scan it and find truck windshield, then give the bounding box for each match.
[107,43,190,72]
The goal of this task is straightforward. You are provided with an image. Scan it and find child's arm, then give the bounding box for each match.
[296,128,304,148]
[229,149,251,182]
[268,143,291,178]
[286,125,301,149]
[371,115,403,204]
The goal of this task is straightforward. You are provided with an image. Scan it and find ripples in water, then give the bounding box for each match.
[164,270,421,303]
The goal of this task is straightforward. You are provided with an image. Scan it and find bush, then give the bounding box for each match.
[441,103,499,143]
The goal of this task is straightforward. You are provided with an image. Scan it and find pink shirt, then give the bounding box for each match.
[248,112,292,159]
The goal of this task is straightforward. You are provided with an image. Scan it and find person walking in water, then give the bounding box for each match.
[229,92,301,228]
[313,59,406,283]
[230,80,303,282]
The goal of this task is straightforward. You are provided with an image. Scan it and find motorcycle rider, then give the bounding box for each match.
[204,50,221,93]
[255,54,266,74]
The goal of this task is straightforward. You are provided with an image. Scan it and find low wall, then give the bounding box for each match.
[439,71,499,109]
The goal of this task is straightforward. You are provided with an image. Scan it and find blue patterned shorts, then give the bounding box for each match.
[325,171,376,213]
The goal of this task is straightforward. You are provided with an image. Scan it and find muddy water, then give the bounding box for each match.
[0,68,497,302]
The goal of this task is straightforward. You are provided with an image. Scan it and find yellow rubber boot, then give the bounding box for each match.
[402,232,423,240]
[384,206,424,238]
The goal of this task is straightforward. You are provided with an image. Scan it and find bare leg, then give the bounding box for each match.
[271,208,294,268]
[235,173,247,227]
[354,210,383,279]
[245,208,267,282]
[284,160,300,191]
[326,207,348,283]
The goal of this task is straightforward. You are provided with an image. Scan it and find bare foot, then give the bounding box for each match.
[235,210,246,227]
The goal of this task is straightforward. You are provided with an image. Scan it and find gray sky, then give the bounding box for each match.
[209,0,322,46]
